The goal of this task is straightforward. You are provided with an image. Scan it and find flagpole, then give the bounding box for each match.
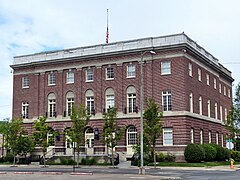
[106,9,109,44]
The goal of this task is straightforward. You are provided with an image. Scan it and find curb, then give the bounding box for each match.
[70,172,93,175]
[0,172,7,174]
[14,172,34,174]
[42,172,63,175]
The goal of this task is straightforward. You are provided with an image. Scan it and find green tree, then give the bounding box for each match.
[16,132,35,158]
[66,104,90,166]
[226,82,240,146]
[102,107,122,166]
[143,98,163,168]
[32,116,54,166]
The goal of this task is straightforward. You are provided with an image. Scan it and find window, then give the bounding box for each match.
[47,129,55,146]
[22,76,29,88]
[214,78,217,89]
[85,90,95,115]
[105,87,115,111]
[188,63,193,77]
[207,100,211,118]
[66,91,74,117]
[86,68,93,82]
[48,93,56,118]
[161,61,171,75]
[219,83,222,93]
[48,72,56,85]
[224,108,227,122]
[215,103,218,119]
[127,126,137,145]
[228,89,231,98]
[22,102,29,119]
[224,86,226,96]
[190,128,194,143]
[199,96,202,115]
[220,105,223,121]
[66,71,74,84]
[106,67,114,80]
[209,131,212,143]
[221,134,224,147]
[189,93,193,113]
[198,68,202,81]
[127,86,137,113]
[200,130,203,144]
[163,128,173,145]
[162,91,172,111]
[127,64,136,78]
[216,132,219,145]
[206,74,210,85]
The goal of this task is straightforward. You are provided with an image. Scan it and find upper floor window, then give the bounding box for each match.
[86,68,93,82]
[126,86,137,113]
[220,105,223,121]
[48,93,56,118]
[105,88,115,111]
[190,128,194,143]
[106,67,114,80]
[66,71,74,84]
[85,89,95,115]
[161,61,171,75]
[207,100,211,118]
[22,76,29,88]
[206,74,210,85]
[162,91,172,111]
[209,131,212,143]
[224,108,227,122]
[214,78,217,89]
[221,134,224,147]
[163,128,173,146]
[198,68,202,81]
[188,63,192,77]
[219,83,222,93]
[199,96,202,115]
[228,89,231,98]
[22,102,29,119]
[224,86,226,96]
[216,132,219,145]
[127,64,136,78]
[48,72,56,86]
[200,129,203,144]
[189,93,193,113]
[66,91,74,117]
[215,102,218,119]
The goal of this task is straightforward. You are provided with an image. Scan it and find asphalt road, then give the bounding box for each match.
[0,165,239,179]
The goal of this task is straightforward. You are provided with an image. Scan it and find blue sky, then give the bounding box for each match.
[0,0,240,120]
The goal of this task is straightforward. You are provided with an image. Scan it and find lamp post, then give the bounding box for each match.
[139,50,156,175]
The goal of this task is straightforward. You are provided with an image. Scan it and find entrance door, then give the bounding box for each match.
[126,126,137,157]
[85,128,94,155]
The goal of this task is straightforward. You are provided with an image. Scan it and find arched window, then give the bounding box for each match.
[66,91,74,117]
[105,88,115,111]
[127,126,137,146]
[48,93,56,117]
[85,90,95,115]
[126,86,137,113]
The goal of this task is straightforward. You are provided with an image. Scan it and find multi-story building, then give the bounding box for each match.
[11,33,233,161]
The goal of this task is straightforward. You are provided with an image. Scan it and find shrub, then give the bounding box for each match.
[81,158,97,165]
[184,144,205,162]
[156,153,165,162]
[223,148,230,160]
[60,158,76,165]
[230,150,240,162]
[201,144,217,161]
[210,144,226,161]
[165,153,176,162]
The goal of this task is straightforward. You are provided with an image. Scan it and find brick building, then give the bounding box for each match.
[11,33,233,161]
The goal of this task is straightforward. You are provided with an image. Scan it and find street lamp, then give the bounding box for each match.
[139,50,156,175]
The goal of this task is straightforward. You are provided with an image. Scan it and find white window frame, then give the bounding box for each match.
[106,67,114,80]
[127,126,138,146]
[22,102,29,119]
[216,132,219,145]
[106,95,115,110]
[207,100,211,118]
[215,103,218,119]
[199,96,202,115]
[162,91,172,111]
[219,83,222,93]
[48,99,56,118]
[220,105,223,121]
[86,96,94,115]
[127,93,136,113]
[48,73,56,86]
[66,71,74,84]
[190,128,194,143]
[228,89,231,98]
[206,74,210,86]
[200,130,203,144]
[224,108,227,122]
[66,98,74,117]
[127,64,136,78]
[22,76,29,88]
[221,134,224,147]
[189,93,193,113]
[214,78,217,89]
[86,68,94,82]
[188,63,193,77]
[198,68,202,81]
[209,131,212,143]
[163,128,173,146]
[161,61,171,75]
[224,86,226,96]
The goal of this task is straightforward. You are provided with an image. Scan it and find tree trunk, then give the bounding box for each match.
[13,155,16,166]
[111,147,114,166]
[153,144,156,168]
[77,150,80,167]
[43,153,46,167]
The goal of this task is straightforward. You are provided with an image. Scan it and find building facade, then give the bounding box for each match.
[11,33,233,161]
